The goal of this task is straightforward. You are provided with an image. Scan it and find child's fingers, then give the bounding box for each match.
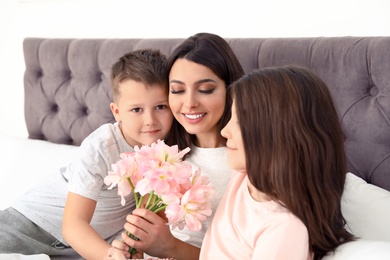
[110,239,131,259]
[106,246,129,260]
[112,239,129,251]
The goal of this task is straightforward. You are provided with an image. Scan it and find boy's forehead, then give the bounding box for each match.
[119,79,167,89]
[118,80,168,99]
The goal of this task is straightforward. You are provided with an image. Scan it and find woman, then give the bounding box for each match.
[105,32,244,260]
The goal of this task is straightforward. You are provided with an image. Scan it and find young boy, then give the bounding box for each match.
[0,49,173,260]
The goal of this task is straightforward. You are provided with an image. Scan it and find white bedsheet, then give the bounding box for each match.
[0,133,79,259]
[0,133,79,210]
[0,254,50,260]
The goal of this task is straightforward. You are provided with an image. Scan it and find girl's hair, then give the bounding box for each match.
[231,65,355,259]
[165,32,245,151]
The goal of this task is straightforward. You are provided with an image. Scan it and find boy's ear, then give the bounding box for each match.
[110,102,121,122]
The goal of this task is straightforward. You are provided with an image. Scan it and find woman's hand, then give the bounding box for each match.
[122,208,176,258]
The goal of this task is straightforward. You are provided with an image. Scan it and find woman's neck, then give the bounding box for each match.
[194,134,225,148]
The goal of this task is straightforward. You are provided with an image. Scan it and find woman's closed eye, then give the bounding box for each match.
[170,89,184,94]
[170,88,216,94]
[199,88,215,94]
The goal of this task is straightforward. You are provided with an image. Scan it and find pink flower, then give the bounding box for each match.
[104,152,142,206]
[165,169,215,231]
[134,140,192,203]
[104,139,214,252]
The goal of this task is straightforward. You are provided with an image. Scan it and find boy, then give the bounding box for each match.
[0,49,173,260]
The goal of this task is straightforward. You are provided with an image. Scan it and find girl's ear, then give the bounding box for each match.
[110,102,121,122]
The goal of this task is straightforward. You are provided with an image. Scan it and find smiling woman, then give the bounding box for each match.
[168,58,227,148]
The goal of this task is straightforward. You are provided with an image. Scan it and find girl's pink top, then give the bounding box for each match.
[200,170,312,260]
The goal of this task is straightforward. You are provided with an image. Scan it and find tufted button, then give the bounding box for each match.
[65,70,72,79]
[36,70,43,77]
[369,86,379,96]
[51,104,59,112]
[83,107,90,115]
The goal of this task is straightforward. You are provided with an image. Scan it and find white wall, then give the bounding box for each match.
[1,0,389,138]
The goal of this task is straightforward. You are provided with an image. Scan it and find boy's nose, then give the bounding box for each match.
[145,111,157,125]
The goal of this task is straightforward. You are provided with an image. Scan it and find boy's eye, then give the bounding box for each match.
[156,105,167,110]
[131,108,142,113]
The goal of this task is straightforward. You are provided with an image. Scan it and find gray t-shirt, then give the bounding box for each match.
[12,122,135,246]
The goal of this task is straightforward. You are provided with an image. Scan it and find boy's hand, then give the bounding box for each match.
[105,240,132,260]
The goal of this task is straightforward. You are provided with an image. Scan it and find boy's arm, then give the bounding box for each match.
[63,192,111,259]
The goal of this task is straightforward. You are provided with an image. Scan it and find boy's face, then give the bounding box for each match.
[110,79,173,147]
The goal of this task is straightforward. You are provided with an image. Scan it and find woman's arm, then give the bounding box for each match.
[121,208,200,260]
[62,192,112,259]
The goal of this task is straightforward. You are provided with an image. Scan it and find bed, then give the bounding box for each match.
[1,36,390,259]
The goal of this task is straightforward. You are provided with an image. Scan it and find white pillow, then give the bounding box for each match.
[322,239,390,260]
[341,172,390,241]
[0,133,79,209]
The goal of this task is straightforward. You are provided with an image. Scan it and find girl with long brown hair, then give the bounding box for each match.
[200,65,355,259]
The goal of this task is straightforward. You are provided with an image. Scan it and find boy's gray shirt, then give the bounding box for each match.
[12,122,135,246]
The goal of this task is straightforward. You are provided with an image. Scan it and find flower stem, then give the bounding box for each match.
[152,204,167,213]
[136,195,144,209]
[148,197,164,212]
[145,191,155,209]
[127,177,139,207]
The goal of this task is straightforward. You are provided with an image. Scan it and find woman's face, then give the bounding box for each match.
[168,58,226,147]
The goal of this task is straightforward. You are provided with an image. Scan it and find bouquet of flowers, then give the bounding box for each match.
[104,140,215,255]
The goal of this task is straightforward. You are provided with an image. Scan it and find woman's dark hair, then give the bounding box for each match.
[231,65,355,259]
[164,32,244,150]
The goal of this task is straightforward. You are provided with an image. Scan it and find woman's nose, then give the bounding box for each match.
[184,92,198,109]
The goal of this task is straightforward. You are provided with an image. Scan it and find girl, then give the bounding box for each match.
[200,66,355,259]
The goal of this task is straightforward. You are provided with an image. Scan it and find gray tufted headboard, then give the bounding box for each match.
[23,37,390,191]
